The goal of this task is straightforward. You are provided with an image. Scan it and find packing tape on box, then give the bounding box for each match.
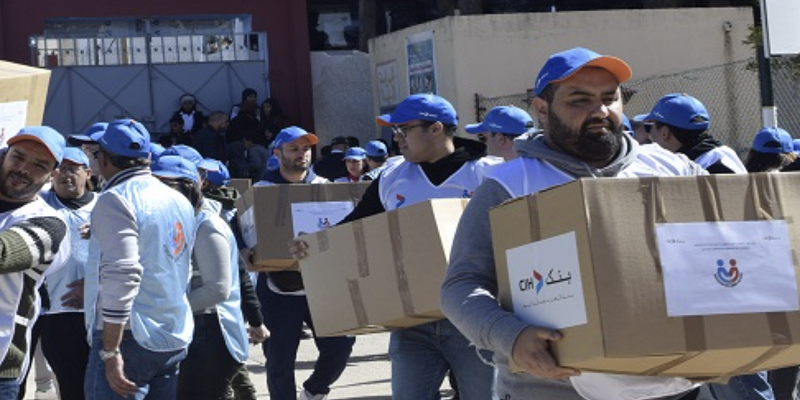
[275,185,292,227]
[641,178,667,272]
[347,278,369,327]
[353,220,370,278]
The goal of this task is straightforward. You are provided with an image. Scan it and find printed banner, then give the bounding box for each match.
[406,30,437,95]
[657,220,798,316]
[377,60,400,108]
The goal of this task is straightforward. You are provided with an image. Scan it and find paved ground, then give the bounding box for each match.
[25,331,456,399]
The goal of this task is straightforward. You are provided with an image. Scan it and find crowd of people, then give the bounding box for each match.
[0,46,797,400]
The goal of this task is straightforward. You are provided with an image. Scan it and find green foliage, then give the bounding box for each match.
[744,24,800,78]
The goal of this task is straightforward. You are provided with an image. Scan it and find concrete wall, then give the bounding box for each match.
[369,8,756,141]
[310,51,375,148]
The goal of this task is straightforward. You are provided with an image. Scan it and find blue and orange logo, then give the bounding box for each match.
[533,270,544,293]
[396,194,406,208]
[714,259,743,287]
[462,189,473,199]
[171,221,186,257]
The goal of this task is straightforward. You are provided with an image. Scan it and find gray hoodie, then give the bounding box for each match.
[440,133,711,400]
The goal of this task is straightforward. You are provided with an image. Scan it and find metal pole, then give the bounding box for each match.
[755,1,777,127]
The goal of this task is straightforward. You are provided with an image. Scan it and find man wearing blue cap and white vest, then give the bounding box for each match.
[646,93,746,174]
[83,119,196,400]
[295,93,502,399]
[361,140,389,181]
[465,105,536,161]
[439,47,738,400]
[252,126,355,400]
[38,147,97,400]
[0,126,69,399]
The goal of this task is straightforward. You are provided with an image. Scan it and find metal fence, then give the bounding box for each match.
[475,59,800,156]
[30,33,267,67]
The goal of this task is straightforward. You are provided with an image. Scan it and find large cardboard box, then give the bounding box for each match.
[236,182,369,271]
[300,199,469,336]
[491,173,800,378]
[0,61,51,147]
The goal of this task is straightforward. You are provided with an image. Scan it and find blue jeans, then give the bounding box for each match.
[258,282,355,400]
[389,319,495,400]
[85,330,187,400]
[0,378,20,400]
[708,372,775,400]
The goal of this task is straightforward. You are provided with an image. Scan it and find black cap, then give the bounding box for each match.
[331,136,348,146]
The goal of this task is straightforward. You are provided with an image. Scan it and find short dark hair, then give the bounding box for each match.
[420,120,458,137]
[367,155,387,163]
[538,83,558,104]
[654,122,706,146]
[745,149,796,173]
[102,148,151,170]
[160,178,203,212]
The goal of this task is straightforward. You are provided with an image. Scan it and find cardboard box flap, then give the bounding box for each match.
[0,61,50,135]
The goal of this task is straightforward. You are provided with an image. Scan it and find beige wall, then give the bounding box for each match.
[310,50,375,149]
[369,7,755,143]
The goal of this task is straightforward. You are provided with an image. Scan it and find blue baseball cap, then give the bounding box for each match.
[465,106,534,136]
[98,119,151,158]
[152,155,199,185]
[645,93,710,131]
[752,127,793,154]
[62,147,90,168]
[68,122,108,145]
[8,126,66,164]
[267,155,280,171]
[534,47,632,96]
[343,147,367,161]
[793,139,800,154]
[376,94,458,126]
[632,114,650,123]
[161,144,217,170]
[149,143,165,161]
[205,160,230,186]
[365,140,388,157]
[273,126,319,148]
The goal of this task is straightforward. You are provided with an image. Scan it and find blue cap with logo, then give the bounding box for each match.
[98,119,151,158]
[365,140,388,157]
[205,160,230,187]
[273,126,319,148]
[752,127,793,154]
[645,93,710,131]
[376,94,458,126]
[62,147,90,168]
[8,126,66,164]
[465,106,534,136]
[152,155,199,185]
[534,47,632,96]
[343,147,367,161]
[161,144,217,170]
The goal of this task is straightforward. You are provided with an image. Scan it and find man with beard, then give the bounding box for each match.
[37,147,97,400]
[0,127,69,398]
[439,47,722,400]
[646,93,746,174]
[251,127,354,400]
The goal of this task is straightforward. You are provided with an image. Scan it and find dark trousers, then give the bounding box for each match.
[177,314,242,400]
[39,312,90,400]
[257,282,355,400]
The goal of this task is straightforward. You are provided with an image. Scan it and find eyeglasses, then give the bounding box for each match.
[391,124,427,138]
[643,123,654,134]
[91,150,102,160]
[476,134,487,143]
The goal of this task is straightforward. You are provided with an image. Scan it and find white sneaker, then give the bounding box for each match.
[297,389,328,400]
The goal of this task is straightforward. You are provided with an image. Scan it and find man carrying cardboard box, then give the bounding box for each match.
[295,93,502,399]
[250,126,355,400]
[440,47,773,400]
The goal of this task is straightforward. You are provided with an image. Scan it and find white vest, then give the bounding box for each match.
[40,191,96,314]
[378,156,502,211]
[195,209,249,363]
[0,198,69,381]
